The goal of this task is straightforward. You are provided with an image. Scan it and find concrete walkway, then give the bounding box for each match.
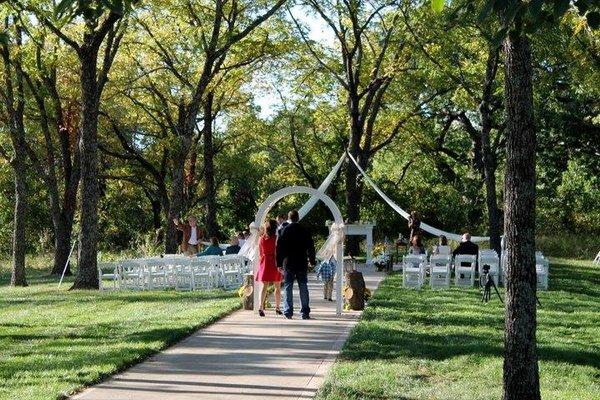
[73,268,383,400]
[72,266,383,400]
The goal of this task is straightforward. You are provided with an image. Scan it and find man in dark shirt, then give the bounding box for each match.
[276,209,316,320]
[225,236,241,254]
[453,233,479,257]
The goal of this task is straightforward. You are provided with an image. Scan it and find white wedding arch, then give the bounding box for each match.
[247,186,345,316]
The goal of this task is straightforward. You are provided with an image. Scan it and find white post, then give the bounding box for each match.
[366,226,374,265]
[335,241,344,316]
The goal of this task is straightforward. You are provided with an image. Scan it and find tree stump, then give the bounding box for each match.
[345,270,365,310]
[242,273,254,310]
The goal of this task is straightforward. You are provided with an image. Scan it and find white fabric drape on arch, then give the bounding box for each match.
[296,151,491,243]
[298,152,347,220]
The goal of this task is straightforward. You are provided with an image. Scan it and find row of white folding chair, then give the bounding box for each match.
[99,255,248,291]
[402,254,477,289]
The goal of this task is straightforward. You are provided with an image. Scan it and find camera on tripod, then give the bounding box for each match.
[480,264,503,303]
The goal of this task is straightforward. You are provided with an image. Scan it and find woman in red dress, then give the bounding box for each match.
[256,219,283,316]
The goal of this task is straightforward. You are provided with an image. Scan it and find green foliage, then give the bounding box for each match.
[0,261,239,400]
[0,0,597,258]
[555,160,600,233]
[478,0,600,35]
[317,258,600,400]
[431,0,445,13]
[55,0,138,20]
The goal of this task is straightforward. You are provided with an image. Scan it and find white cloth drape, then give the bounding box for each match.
[317,222,345,260]
[346,152,490,243]
[238,229,259,262]
[298,152,346,220]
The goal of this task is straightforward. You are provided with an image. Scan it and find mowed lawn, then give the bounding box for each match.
[318,258,600,400]
[0,266,240,400]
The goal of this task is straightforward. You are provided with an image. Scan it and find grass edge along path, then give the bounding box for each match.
[0,274,241,400]
[316,257,600,400]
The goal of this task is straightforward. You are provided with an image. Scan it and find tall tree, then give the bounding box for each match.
[0,16,28,286]
[16,20,81,276]
[474,1,600,398]
[295,0,441,253]
[111,0,286,252]
[12,0,137,288]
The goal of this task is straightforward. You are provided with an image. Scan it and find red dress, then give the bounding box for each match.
[256,235,282,282]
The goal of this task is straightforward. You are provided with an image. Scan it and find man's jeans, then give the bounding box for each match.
[283,269,310,318]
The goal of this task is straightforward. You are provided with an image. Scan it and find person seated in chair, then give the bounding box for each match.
[453,233,479,257]
[433,235,451,255]
[453,233,479,274]
[225,236,241,254]
[408,235,425,255]
[197,237,223,256]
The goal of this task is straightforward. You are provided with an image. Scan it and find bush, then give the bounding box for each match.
[536,235,598,259]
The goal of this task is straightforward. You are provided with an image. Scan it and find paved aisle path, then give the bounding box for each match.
[73,266,383,400]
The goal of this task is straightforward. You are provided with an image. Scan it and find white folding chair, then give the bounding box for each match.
[98,262,119,291]
[429,255,451,290]
[454,254,476,287]
[402,255,425,289]
[220,257,244,289]
[145,259,168,290]
[536,255,549,290]
[593,251,600,265]
[166,258,191,290]
[190,259,214,290]
[120,260,143,290]
[162,256,188,288]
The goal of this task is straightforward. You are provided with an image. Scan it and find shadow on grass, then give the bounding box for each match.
[339,261,600,372]
[341,324,599,369]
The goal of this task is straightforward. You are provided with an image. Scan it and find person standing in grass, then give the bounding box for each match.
[256,219,283,317]
[408,211,422,241]
[173,215,205,255]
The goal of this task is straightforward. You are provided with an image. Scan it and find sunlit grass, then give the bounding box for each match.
[0,259,240,400]
[317,257,600,400]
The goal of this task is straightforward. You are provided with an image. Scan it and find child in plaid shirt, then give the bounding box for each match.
[316,258,336,301]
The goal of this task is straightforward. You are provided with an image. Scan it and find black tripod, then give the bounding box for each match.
[480,265,503,303]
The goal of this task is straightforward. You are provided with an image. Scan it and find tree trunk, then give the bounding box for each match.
[1,25,28,287]
[150,198,162,230]
[72,48,100,290]
[502,32,541,400]
[11,154,28,287]
[345,95,363,256]
[480,47,502,256]
[203,92,219,237]
[167,149,186,253]
[51,215,74,276]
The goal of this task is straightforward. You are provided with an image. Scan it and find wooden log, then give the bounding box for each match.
[242,273,254,310]
[345,270,365,310]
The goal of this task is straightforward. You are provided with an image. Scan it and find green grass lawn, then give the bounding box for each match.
[318,257,600,400]
[0,259,240,400]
